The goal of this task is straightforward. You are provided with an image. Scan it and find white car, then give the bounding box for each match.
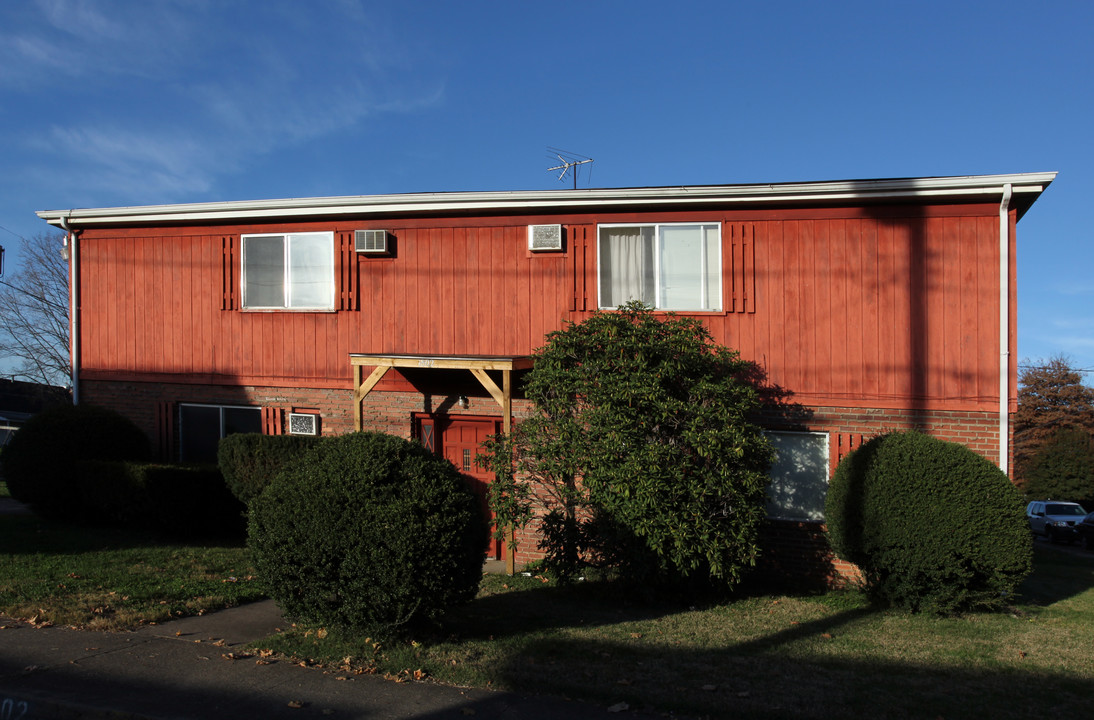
[1026,501,1087,544]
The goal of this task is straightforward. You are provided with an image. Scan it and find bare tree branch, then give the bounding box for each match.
[0,232,70,386]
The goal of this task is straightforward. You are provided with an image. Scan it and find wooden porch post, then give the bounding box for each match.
[502,369,515,574]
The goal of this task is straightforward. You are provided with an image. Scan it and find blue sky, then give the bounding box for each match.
[1,0,1091,379]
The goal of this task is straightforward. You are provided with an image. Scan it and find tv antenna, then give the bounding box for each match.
[547,147,594,189]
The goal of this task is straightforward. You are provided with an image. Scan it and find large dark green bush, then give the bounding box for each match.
[248,432,488,637]
[1,403,151,522]
[826,431,1031,614]
[217,433,323,505]
[1020,426,1094,508]
[79,461,244,538]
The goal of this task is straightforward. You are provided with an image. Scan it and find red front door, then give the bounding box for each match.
[428,415,504,560]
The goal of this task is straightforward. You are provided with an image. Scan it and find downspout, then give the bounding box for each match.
[60,216,79,405]
[998,184,1013,475]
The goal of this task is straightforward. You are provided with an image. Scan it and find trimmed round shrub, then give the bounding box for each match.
[248,432,488,637]
[1,403,151,522]
[826,431,1031,614]
[217,433,323,505]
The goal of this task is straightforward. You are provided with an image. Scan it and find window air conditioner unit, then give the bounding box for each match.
[354,229,390,254]
[288,412,319,436]
[528,224,563,252]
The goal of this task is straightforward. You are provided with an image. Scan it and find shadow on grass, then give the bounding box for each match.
[494,630,1094,719]
[0,514,248,556]
[441,546,1094,718]
[444,581,695,642]
[1018,543,1094,607]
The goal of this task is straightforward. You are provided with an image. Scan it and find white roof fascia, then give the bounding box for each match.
[37,172,1056,228]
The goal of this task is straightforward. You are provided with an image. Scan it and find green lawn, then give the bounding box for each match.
[258,545,1094,719]
[0,514,262,629]
[3,510,1092,719]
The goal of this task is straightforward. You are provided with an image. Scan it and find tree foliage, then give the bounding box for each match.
[1021,427,1094,507]
[484,302,772,587]
[1,403,151,522]
[0,233,70,386]
[1015,356,1094,499]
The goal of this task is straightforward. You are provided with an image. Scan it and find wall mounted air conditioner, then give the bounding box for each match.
[355,229,390,254]
[288,412,319,436]
[528,224,563,252]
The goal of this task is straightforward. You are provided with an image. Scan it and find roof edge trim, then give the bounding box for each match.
[37,172,1057,228]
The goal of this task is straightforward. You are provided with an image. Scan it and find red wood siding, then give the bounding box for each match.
[75,204,1014,413]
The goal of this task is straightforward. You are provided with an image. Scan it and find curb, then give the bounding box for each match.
[1,689,158,720]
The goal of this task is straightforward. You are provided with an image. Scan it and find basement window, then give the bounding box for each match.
[241,232,335,310]
[179,403,262,463]
[765,431,830,522]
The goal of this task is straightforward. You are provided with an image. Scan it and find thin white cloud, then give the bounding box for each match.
[36,0,127,39]
[31,124,228,198]
[10,0,446,204]
[1,0,199,85]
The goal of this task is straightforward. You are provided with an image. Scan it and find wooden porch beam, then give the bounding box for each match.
[470,368,506,408]
[353,365,391,431]
[350,354,534,372]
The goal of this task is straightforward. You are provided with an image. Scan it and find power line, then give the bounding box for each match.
[1019,363,1094,375]
[0,224,26,241]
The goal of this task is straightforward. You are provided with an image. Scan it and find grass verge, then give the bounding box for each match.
[4,508,1092,719]
[0,514,262,629]
[255,544,1094,719]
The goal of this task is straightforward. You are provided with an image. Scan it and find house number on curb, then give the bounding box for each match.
[0,698,29,720]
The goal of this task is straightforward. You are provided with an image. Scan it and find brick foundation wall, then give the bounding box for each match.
[82,378,1010,581]
[758,404,1012,472]
[80,378,538,449]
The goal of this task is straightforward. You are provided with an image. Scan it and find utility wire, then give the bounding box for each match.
[0,224,25,241]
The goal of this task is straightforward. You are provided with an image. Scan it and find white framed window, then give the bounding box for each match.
[241,232,335,310]
[179,403,262,463]
[598,223,721,311]
[765,431,830,522]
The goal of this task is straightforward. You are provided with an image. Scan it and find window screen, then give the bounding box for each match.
[765,431,830,521]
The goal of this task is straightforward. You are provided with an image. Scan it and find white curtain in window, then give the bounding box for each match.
[600,227,654,308]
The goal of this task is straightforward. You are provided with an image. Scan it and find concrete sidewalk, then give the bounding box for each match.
[0,600,623,720]
[0,497,32,516]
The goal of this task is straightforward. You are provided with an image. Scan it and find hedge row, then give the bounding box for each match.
[1,403,242,538]
[217,433,322,505]
[80,460,244,538]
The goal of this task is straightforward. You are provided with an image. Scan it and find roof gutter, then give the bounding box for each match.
[36,172,1057,229]
[999,184,1013,475]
